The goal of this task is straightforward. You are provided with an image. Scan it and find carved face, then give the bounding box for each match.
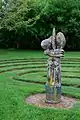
[41,36,52,50]
[41,32,66,50]
[56,32,66,49]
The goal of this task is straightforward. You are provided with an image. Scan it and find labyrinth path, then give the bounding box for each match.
[0,57,80,100]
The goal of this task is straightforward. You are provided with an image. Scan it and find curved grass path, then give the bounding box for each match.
[0,50,80,120]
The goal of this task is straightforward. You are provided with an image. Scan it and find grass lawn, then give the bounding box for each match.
[0,50,80,120]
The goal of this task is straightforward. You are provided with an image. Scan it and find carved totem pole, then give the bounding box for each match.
[41,28,66,103]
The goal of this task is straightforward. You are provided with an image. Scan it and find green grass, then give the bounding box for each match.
[0,50,80,120]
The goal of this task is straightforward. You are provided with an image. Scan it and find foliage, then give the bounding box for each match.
[0,0,80,50]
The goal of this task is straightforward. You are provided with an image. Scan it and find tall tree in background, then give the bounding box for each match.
[0,0,80,50]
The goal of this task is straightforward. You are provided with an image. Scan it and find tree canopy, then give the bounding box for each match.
[0,0,80,50]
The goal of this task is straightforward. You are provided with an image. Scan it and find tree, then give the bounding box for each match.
[0,0,80,50]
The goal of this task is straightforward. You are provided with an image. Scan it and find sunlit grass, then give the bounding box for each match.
[0,50,80,120]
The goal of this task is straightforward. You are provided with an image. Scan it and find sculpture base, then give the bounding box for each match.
[25,94,76,109]
[45,99,61,104]
[45,83,61,103]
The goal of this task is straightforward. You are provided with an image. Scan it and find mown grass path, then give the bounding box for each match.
[0,50,80,120]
